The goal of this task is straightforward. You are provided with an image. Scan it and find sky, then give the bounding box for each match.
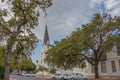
[31,0,120,64]
[1,0,120,64]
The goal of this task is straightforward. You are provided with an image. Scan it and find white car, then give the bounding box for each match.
[52,73,62,80]
[21,73,35,77]
[61,73,89,80]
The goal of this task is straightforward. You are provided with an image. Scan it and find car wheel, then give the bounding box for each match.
[52,77,56,80]
[71,78,75,80]
[61,77,64,80]
[84,78,88,80]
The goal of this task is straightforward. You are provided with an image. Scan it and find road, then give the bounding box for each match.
[10,75,50,80]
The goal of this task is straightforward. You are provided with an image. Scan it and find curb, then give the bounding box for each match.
[10,78,17,80]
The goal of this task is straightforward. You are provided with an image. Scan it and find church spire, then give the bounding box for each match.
[43,25,50,45]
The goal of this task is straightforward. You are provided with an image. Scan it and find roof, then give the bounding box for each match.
[43,25,50,45]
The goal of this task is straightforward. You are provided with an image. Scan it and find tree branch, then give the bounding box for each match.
[83,36,96,54]
[73,53,95,65]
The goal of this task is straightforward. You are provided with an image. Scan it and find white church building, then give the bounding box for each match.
[73,46,120,77]
[39,25,50,68]
[38,26,120,77]
[38,26,50,75]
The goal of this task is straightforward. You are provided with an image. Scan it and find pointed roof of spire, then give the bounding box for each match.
[43,25,50,45]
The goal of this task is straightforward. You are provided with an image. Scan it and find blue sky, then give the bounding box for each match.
[31,0,120,64]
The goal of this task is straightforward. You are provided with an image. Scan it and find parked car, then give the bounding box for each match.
[71,73,89,80]
[10,72,18,75]
[61,73,72,80]
[62,73,89,80]
[52,73,62,80]
[52,73,89,80]
[21,72,35,77]
[16,73,22,76]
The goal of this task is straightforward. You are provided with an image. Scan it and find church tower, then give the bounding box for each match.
[43,25,50,46]
[39,25,50,67]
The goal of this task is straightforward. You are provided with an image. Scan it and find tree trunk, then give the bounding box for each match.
[94,63,99,78]
[4,52,11,80]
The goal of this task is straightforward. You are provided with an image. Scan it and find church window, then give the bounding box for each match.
[119,60,120,70]
[91,65,94,73]
[117,46,120,56]
[101,62,107,73]
[111,61,116,72]
[41,60,42,64]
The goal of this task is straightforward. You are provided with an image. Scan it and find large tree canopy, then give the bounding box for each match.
[45,37,84,70]
[45,13,120,78]
[11,58,36,73]
[0,0,52,80]
[71,14,120,78]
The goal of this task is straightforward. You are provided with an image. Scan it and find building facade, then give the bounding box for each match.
[39,26,120,77]
[76,46,120,77]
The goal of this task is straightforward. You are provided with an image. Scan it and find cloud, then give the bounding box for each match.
[90,0,120,16]
[33,0,120,63]
[90,0,103,8]
[35,0,93,43]
[104,0,120,16]
[35,0,120,44]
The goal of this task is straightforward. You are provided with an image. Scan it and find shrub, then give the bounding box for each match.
[0,64,4,79]
[49,68,56,74]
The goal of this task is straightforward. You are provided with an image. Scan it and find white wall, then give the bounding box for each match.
[88,46,120,77]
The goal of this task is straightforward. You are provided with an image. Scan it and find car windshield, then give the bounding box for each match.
[63,73,72,76]
[74,73,83,76]
[23,72,33,74]
[55,74,61,76]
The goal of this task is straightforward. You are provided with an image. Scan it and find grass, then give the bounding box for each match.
[36,75,120,80]
[36,75,51,78]
[90,77,120,80]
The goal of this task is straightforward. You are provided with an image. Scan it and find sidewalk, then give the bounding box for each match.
[10,78,17,80]
[36,75,51,79]
[90,77,120,80]
[36,76,120,80]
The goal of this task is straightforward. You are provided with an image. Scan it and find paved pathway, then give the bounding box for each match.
[10,75,50,80]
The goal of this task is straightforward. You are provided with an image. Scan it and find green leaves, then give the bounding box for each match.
[38,65,48,72]
[49,68,56,74]
[12,58,36,72]
[0,46,5,79]
[45,37,84,70]
[0,0,52,60]
[36,0,53,11]
[0,0,52,79]
[45,13,120,71]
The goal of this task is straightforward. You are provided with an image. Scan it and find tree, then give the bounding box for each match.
[37,65,48,75]
[45,38,84,70]
[79,61,86,69]
[49,68,56,74]
[0,62,4,79]
[11,58,36,73]
[23,59,36,72]
[45,13,120,78]
[36,60,39,68]
[0,46,5,79]
[0,0,52,80]
[69,14,120,78]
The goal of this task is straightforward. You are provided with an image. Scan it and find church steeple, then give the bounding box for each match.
[43,25,50,45]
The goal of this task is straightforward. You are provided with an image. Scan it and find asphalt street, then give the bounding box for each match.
[10,75,50,80]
